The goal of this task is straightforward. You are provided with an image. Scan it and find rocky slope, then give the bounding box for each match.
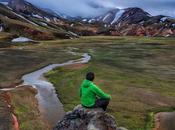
[54,105,127,130]
[0,0,175,38]
[80,8,175,37]
[0,0,78,40]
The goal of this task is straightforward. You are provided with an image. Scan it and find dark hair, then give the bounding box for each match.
[86,72,95,81]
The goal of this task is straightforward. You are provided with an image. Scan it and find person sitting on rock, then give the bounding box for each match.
[79,72,111,111]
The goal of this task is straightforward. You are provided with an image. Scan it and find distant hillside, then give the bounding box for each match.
[0,0,78,40]
[79,8,175,37]
[0,0,175,39]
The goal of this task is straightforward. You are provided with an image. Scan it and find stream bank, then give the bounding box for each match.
[22,53,91,127]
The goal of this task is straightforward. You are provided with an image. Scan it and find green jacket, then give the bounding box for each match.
[79,79,111,107]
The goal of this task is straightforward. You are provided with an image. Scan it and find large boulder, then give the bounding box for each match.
[53,105,127,130]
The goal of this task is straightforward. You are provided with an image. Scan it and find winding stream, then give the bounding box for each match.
[2,51,174,129]
[22,53,91,126]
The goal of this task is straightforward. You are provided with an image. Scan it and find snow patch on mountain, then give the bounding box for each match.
[11,10,39,26]
[40,22,47,26]
[32,14,43,19]
[82,19,87,22]
[88,19,95,23]
[5,5,13,10]
[160,17,169,22]
[44,17,51,22]
[0,26,3,32]
[111,9,124,24]
[12,37,34,43]
[53,17,59,22]
[103,13,111,22]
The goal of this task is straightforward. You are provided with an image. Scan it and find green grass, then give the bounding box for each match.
[1,36,175,130]
[45,36,175,130]
[0,4,72,40]
[0,44,79,88]
[0,32,13,48]
[145,107,175,130]
[10,87,51,130]
[0,32,13,40]
[42,36,175,45]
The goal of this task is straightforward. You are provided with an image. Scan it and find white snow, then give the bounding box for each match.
[5,6,12,10]
[32,14,42,19]
[147,14,152,17]
[160,17,168,22]
[40,22,47,26]
[0,26,3,32]
[82,19,87,22]
[88,19,95,23]
[165,34,170,37]
[53,17,59,22]
[0,2,8,5]
[103,13,111,22]
[97,16,102,21]
[70,23,74,27]
[111,9,124,25]
[11,11,38,26]
[68,31,78,37]
[139,21,144,24]
[12,37,34,43]
[44,17,51,22]
[172,23,175,27]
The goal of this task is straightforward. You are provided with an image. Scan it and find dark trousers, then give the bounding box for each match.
[94,98,110,111]
[83,99,110,111]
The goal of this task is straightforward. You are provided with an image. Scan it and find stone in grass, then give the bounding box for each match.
[54,105,128,130]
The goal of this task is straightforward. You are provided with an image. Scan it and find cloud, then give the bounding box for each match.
[26,0,115,17]
[111,0,175,17]
[26,0,175,17]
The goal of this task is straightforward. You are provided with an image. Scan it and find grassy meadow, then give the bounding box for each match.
[44,36,175,130]
[0,43,79,88]
[10,86,51,130]
[0,36,175,130]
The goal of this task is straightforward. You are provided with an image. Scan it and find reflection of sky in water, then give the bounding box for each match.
[26,0,175,17]
[22,53,91,126]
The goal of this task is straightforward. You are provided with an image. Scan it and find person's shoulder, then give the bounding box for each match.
[90,82,98,88]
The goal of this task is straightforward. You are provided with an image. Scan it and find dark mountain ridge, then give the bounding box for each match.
[0,0,175,39]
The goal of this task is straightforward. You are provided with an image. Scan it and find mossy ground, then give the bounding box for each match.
[0,44,79,88]
[0,36,175,130]
[45,36,175,130]
[0,40,80,130]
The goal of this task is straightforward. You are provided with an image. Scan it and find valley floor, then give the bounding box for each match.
[0,36,175,130]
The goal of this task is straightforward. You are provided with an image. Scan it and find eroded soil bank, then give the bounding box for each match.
[154,112,175,130]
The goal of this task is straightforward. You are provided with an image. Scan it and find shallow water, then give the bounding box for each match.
[22,53,91,126]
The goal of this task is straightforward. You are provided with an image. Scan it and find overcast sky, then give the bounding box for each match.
[27,0,175,17]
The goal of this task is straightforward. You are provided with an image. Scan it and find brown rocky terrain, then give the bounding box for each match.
[1,0,175,39]
[54,105,127,130]
[0,91,20,130]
